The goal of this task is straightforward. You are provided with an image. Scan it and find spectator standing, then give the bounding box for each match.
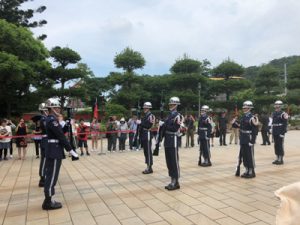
[118,117,128,151]
[6,119,16,158]
[128,115,138,150]
[229,115,240,145]
[218,112,228,146]
[0,119,12,161]
[185,114,195,148]
[90,117,100,151]
[260,112,271,145]
[77,119,90,156]
[210,115,216,147]
[33,120,42,158]
[16,118,28,160]
[106,116,118,152]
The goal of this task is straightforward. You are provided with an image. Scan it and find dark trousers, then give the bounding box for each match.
[0,148,8,158]
[274,135,284,156]
[142,132,153,166]
[199,138,210,161]
[165,147,180,179]
[34,140,41,156]
[107,134,117,151]
[219,129,227,145]
[261,130,270,145]
[186,129,194,147]
[10,140,13,155]
[44,158,62,198]
[129,132,135,149]
[119,133,127,150]
[39,147,46,179]
[241,144,255,169]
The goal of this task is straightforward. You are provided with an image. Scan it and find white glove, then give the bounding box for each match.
[136,120,141,124]
[70,150,79,158]
[249,143,253,147]
[279,134,285,138]
[159,121,164,126]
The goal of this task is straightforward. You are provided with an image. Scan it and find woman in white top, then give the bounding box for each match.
[118,118,128,151]
[0,119,12,161]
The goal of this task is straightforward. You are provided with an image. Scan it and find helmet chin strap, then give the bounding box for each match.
[243,108,251,113]
[169,105,177,111]
[51,108,60,117]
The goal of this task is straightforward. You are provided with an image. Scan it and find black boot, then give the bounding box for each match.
[142,166,153,174]
[241,168,249,178]
[42,197,62,210]
[276,156,284,165]
[165,178,180,191]
[244,168,256,178]
[38,177,45,187]
[272,155,279,164]
[235,166,240,176]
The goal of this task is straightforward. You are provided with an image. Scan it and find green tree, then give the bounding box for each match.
[114,47,145,74]
[0,19,48,116]
[0,0,47,39]
[48,46,86,110]
[170,55,211,76]
[287,60,300,104]
[255,65,280,95]
[213,59,244,80]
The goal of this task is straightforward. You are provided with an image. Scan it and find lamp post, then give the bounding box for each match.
[198,82,201,117]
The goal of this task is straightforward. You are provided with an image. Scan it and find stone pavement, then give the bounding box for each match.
[1,131,300,225]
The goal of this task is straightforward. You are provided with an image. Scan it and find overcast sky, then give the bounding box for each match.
[26,0,300,76]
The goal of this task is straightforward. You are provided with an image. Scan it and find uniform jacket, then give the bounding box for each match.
[272,111,288,136]
[239,112,257,145]
[40,115,48,149]
[164,110,182,148]
[140,111,155,141]
[198,114,212,139]
[46,114,72,159]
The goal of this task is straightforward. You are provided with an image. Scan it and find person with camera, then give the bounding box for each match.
[16,118,28,160]
[42,99,79,210]
[118,117,128,151]
[77,118,90,156]
[0,119,12,161]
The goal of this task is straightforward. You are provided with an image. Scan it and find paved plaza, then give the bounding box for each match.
[0,130,300,225]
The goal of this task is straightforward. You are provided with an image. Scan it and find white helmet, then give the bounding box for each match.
[45,98,60,108]
[274,100,283,106]
[242,100,254,109]
[143,102,152,109]
[38,103,47,111]
[169,96,180,105]
[201,105,210,112]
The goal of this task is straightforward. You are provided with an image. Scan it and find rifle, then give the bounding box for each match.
[235,149,242,176]
[153,103,165,156]
[132,104,141,149]
[66,106,79,161]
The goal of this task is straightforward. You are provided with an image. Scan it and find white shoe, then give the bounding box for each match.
[9,155,13,159]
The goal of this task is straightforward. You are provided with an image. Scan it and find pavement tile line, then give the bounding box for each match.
[1,130,300,224]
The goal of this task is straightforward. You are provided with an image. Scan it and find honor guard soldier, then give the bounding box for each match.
[237,101,258,178]
[272,100,288,165]
[138,102,155,174]
[198,105,212,167]
[42,99,79,210]
[161,97,183,190]
[38,103,48,187]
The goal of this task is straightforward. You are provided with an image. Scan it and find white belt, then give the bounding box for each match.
[273,124,283,126]
[240,130,252,134]
[199,128,208,130]
[48,139,59,143]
